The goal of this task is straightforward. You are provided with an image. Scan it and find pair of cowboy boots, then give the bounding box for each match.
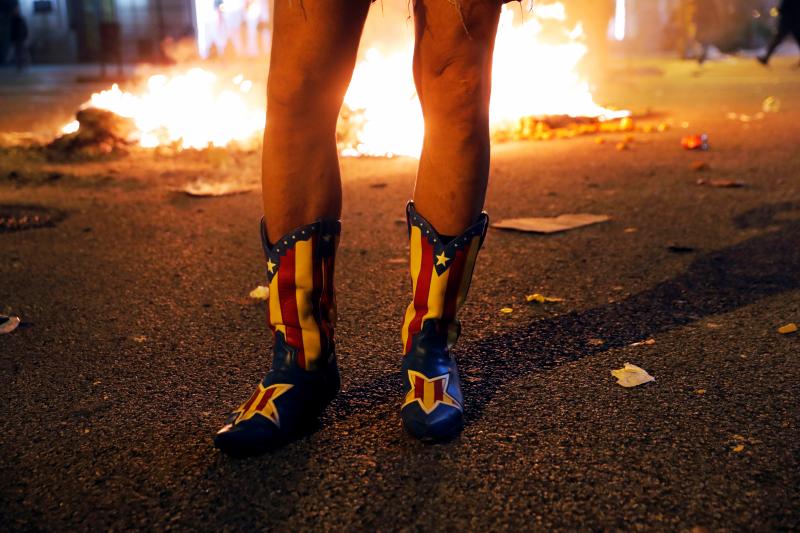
[214,202,488,456]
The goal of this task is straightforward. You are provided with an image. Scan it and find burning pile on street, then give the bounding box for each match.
[46,2,637,159]
[48,108,137,158]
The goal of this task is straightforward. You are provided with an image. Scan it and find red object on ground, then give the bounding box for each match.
[681,134,709,150]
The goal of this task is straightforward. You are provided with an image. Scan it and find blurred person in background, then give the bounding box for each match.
[9,4,27,71]
[668,0,698,59]
[695,0,724,64]
[758,0,800,65]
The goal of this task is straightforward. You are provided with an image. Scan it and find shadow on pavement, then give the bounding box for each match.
[197,202,800,527]
[336,201,800,424]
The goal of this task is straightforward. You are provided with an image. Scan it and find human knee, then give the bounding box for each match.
[416,1,500,123]
[421,53,491,134]
[267,62,349,121]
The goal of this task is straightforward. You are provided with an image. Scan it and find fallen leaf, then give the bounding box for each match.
[0,315,20,334]
[630,338,656,347]
[690,161,710,171]
[180,180,257,197]
[611,363,655,388]
[249,285,270,300]
[588,338,605,346]
[731,444,745,453]
[762,96,780,113]
[695,389,706,394]
[131,335,147,343]
[778,323,798,334]
[492,214,610,234]
[624,227,638,233]
[696,178,745,188]
[500,307,514,314]
[705,322,722,329]
[525,293,564,303]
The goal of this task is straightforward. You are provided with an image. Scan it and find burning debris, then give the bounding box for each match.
[44,3,635,159]
[48,108,137,158]
[55,69,264,153]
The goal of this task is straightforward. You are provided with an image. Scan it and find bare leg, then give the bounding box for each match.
[412,0,502,235]
[262,0,371,242]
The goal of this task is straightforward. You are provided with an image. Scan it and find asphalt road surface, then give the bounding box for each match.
[1,57,799,531]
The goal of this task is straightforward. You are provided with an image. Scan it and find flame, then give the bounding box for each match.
[490,8,628,124]
[62,68,263,149]
[62,3,627,156]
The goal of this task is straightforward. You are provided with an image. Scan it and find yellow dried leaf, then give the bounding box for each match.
[525,293,564,304]
[695,389,706,394]
[762,96,780,113]
[778,323,797,334]
[249,285,270,300]
[611,363,655,387]
[630,338,656,347]
[500,307,514,314]
[732,444,745,453]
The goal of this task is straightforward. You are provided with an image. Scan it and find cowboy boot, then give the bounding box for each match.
[399,202,488,441]
[215,218,341,456]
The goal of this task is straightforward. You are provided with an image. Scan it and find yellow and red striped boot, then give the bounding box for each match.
[400,202,488,441]
[215,218,341,456]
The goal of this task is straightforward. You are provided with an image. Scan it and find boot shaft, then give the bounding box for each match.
[400,202,488,355]
[261,219,340,370]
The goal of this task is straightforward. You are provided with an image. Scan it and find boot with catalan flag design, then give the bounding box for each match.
[215,218,341,456]
[400,202,488,442]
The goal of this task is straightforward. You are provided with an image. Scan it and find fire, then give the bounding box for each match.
[62,3,627,156]
[61,68,263,149]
